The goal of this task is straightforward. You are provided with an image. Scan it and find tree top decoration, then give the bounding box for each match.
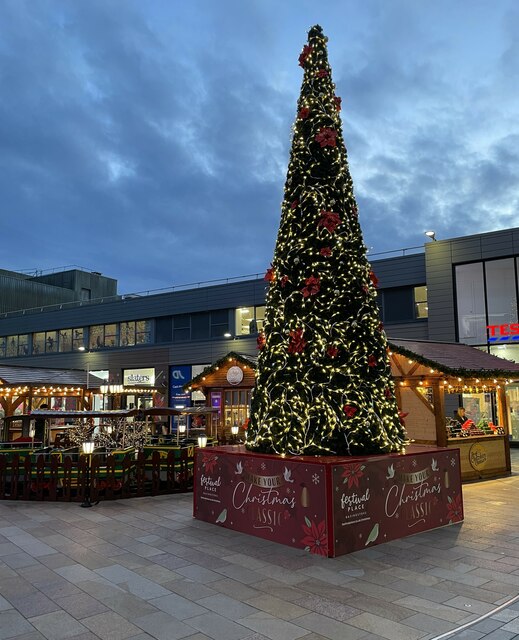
[246,25,408,457]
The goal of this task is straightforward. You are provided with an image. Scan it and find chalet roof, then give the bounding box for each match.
[186,340,519,390]
[388,338,519,379]
[0,365,105,388]
[185,352,257,390]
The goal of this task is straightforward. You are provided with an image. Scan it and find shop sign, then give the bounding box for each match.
[123,368,155,386]
[487,323,519,342]
[227,366,244,385]
[169,365,192,407]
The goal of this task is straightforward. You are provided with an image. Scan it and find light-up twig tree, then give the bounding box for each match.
[246,25,407,456]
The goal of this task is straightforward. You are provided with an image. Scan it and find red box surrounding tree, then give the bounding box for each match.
[193,445,463,557]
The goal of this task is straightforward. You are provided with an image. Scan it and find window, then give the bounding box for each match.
[234,306,265,335]
[414,286,428,319]
[155,317,172,343]
[173,315,190,342]
[33,332,45,355]
[80,288,91,301]
[89,325,104,350]
[191,313,210,340]
[210,310,229,338]
[136,320,151,344]
[456,263,486,344]
[59,329,72,352]
[45,330,58,353]
[485,259,517,327]
[18,335,29,356]
[235,307,253,335]
[104,324,117,348]
[382,288,414,323]
[72,328,84,351]
[4,335,29,357]
[120,321,135,346]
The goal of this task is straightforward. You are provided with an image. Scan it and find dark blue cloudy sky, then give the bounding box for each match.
[1,0,518,293]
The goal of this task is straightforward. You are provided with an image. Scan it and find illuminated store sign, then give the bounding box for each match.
[123,368,155,386]
[487,324,519,342]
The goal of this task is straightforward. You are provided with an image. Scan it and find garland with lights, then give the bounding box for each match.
[388,342,519,381]
[246,25,407,456]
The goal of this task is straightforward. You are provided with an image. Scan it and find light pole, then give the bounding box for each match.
[80,441,95,508]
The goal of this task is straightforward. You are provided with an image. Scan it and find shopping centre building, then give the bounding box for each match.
[1,226,518,440]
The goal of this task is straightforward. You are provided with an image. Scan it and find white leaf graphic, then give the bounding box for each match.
[365,523,379,546]
[431,458,439,471]
[283,467,294,483]
[386,464,395,479]
[235,461,243,475]
[216,508,227,524]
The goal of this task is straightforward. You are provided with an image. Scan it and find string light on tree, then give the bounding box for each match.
[246,25,407,457]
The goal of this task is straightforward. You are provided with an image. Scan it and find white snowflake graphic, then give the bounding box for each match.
[312,473,320,485]
[412,459,417,468]
[260,462,266,471]
[451,458,456,467]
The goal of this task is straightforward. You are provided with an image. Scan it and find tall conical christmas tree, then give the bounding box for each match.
[246,25,407,457]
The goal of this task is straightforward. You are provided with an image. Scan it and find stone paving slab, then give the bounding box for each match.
[2,457,519,640]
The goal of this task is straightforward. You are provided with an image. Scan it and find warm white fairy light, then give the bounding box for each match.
[246,25,407,457]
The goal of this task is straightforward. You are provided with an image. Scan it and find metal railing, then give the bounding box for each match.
[2,245,425,319]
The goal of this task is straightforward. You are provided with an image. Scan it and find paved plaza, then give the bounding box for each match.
[2,457,519,640]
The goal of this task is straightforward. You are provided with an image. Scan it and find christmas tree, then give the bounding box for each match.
[246,25,407,457]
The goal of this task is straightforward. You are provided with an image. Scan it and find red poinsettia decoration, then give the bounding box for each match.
[446,494,463,522]
[315,127,337,147]
[326,345,338,358]
[298,107,310,120]
[257,333,266,350]
[201,452,218,474]
[298,44,312,67]
[369,271,379,288]
[264,266,275,282]
[398,411,409,426]
[343,404,357,418]
[341,463,365,488]
[318,210,341,233]
[320,247,332,257]
[384,387,392,399]
[316,68,328,77]
[378,322,384,332]
[288,328,307,354]
[290,199,299,209]
[280,275,290,288]
[368,355,377,368]
[301,275,320,298]
[334,96,342,111]
[301,518,328,557]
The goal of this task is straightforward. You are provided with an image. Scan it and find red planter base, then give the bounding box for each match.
[193,445,463,558]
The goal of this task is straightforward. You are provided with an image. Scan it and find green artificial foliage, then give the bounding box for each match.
[246,25,407,456]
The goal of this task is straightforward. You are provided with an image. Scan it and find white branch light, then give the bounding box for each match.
[246,25,407,457]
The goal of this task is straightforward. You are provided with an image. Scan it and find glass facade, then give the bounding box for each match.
[456,258,519,349]
[0,321,150,357]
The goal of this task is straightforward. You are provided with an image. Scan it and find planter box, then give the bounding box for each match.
[193,444,463,557]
